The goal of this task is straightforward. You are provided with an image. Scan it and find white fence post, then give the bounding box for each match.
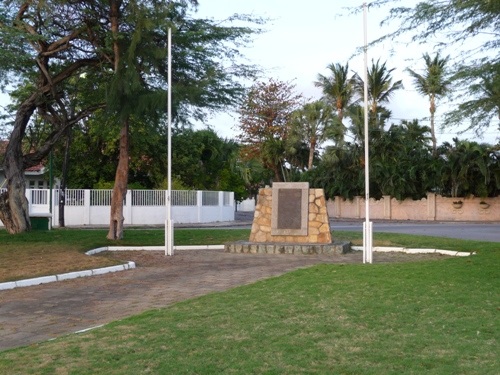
[125,190,132,224]
[197,190,203,222]
[219,191,224,221]
[84,189,90,225]
[0,188,235,228]
[52,189,58,226]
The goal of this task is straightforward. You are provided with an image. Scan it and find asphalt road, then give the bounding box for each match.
[331,220,500,242]
[234,211,500,243]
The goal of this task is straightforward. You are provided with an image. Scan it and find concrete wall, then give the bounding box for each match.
[328,193,500,222]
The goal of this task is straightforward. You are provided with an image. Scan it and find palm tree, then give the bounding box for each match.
[438,139,491,198]
[407,53,450,155]
[315,62,357,143]
[290,100,335,169]
[356,59,403,129]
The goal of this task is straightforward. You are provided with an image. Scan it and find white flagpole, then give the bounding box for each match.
[165,27,173,256]
[363,3,373,263]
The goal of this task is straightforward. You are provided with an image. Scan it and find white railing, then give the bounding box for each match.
[0,189,235,227]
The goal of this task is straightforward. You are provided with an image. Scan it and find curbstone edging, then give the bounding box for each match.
[15,276,58,288]
[351,246,474,257]
[57,270,93,281]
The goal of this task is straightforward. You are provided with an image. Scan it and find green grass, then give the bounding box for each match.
[0,228,250,282]
[0,228,499,373]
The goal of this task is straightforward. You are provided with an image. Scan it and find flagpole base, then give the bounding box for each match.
[165,219,174,256]
[363,221,373,264]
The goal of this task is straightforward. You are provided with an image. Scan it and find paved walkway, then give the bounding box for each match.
[0,249,444,351]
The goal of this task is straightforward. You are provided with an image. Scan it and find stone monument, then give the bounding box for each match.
[225,182,350,255]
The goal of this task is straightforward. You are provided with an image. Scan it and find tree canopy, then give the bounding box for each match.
[0,0,264,233]
[363,0,500,135]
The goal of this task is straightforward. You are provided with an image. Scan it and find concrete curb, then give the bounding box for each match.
[0,255,136,291]
[351,246,475,257]
[1,244,474,291]
[0,245,224,291]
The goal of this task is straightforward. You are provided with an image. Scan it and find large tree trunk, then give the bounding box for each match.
[0,99,37,233]
[107,118,129,240]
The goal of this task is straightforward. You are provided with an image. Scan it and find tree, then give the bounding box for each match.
[237,79,302,182]
[445,65,500,135]
[289,100,336,170]
[0,0,105,233]
[314,62,357,143]
[357,59,403,129]
[0,0,262,234]
[370,120,435,200]
[437,139,499,198]
[363,0,500,135]
[407,53,450,154]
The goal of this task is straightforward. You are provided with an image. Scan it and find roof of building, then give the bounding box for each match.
[0,140,46,175]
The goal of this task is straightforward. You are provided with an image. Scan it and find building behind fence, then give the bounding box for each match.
[0,189,234,228]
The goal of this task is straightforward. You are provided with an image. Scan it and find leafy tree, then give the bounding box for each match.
[308,119,438,200]
[370,120,435,200]
[172,129,239,191]
[445,65,500,135]
[407,53,451,154]
[237,79,302,182]
[0,0,262,234]
[363,0,500,135]
[289,100,336,170]
[314,62,357,143]
[307,143,364,200]
[437,139,500,198]
[356,59,403,129]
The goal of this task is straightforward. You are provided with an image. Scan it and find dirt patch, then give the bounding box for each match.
[0,246,120,282]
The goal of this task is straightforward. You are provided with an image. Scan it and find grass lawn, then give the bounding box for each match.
[0,228,498,374]
[0,228,250,282]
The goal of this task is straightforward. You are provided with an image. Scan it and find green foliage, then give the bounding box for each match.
[172,128,246,194]
[437,138,500,198]
[406,53,451,153]
[289,100,336,169]
[237,79,303,182]
[309,119,436,200]
[357,59,404,129]
[315,62,356,140]
[0,0,263,190]
[365,0,500,135]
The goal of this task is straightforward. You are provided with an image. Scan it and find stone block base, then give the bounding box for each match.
[224,241,351,255]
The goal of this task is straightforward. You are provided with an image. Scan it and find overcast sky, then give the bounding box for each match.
[1,1,497,144]
[195,0,497,144]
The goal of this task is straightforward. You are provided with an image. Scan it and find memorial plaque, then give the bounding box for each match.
[271,182,309,236]
[277,189,302,229]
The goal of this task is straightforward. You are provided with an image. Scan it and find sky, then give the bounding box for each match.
[0,1,497,144]
[194,0,498,145]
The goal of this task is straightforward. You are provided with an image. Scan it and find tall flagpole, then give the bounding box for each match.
[165,27,173,256]
[363,3,373,263]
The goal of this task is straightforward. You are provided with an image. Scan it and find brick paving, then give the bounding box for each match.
[0,249,446,351]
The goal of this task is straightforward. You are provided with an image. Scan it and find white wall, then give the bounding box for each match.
[0,189,235,228]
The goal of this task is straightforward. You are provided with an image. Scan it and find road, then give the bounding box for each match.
[233,212,500,242]
[332,220,500,242]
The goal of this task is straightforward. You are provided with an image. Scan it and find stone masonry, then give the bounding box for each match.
[249,187,332,244]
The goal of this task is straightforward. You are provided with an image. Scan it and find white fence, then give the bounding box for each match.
[0,189,235,228]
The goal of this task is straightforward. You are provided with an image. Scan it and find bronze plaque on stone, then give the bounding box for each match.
[271,182,309,236]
